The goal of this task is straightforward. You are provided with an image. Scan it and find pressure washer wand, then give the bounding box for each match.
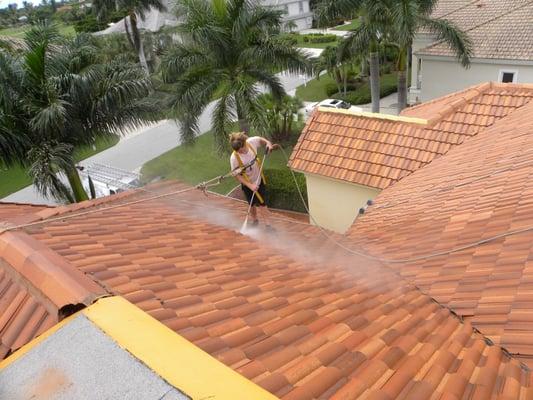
[240,150,269,234]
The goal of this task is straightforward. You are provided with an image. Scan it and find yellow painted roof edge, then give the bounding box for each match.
[83,296,278,400]
[317,106,428,125]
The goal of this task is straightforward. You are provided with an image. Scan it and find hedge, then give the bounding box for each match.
[281,36,298,46]
[332,73,397,105]
[325,82,339,97]
[302,34,338,44]
[264,168,308,213]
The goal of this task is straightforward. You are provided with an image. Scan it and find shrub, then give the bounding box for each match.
[305,33,337,43]
[264,168,308,213]
[380,63,392,74]
[281,35,298,46]
[74,14,107,33]
[325,82,339,96]
[383,45,399,63]
[332,73,398,105]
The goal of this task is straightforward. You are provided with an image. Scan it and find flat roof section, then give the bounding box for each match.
[0,313,189,400]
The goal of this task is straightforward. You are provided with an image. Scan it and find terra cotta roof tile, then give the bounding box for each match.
[0,180,532,398]
[348,93,533,370]
[289,83,533,189]
[418,0,533,61]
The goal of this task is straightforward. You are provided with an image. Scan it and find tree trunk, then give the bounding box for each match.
[129,13,149,74]
[65,165,89,202]
[235,100,249,133]
[369,50,380,113]
[124,17,135,49]
[360,58,367,78]
[287,117,293,139]
[397,48,408,111]
[281,114,288,140]
[343,65,348,96]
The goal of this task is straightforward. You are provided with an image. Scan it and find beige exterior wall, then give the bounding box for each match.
[417,58,533,102]
[305,173,380,234]
[409,33,436,103]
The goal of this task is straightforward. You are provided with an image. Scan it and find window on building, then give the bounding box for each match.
[299,1,304,13]
[284,4,289,14]
[499,70,517,83]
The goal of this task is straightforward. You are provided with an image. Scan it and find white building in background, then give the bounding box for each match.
[410,0,533,104]
[261,0,313,31]
[96,0,312,35]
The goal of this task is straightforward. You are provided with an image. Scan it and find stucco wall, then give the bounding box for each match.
[410,34,436,94]
[305,173,380,234]
[418,58,533,101]
[261,0,312,31]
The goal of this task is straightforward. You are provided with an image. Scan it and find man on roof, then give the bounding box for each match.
[230,132,277,230]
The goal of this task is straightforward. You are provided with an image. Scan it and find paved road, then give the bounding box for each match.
[2,71,313,205]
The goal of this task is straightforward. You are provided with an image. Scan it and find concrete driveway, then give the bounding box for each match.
[2,71,313,205]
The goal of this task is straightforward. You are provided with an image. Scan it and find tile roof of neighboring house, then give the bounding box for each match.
[347,93,533,369]
[418,0,533,61]
[289,83,533,189]
[429,0,471,19]
[2,183,533,398]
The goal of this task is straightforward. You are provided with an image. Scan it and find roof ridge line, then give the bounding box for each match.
[0,201,54,208]
[464,0,533,32]
[0,230,108,317]
[317,107,428,125]
[433,0,479,20]
[402,82,488,113]
[31,187,142,222]
[491,82,533,91]
[425,82,492,125]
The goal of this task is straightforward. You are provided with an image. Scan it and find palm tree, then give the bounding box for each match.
[316,0,390,113]
[0,24,156,202]
[93,0,165,73]
[316,44,359,97]
[258,94,303,143]
[315,46,343,95]
[161,0,312,150]
[388,0,472,111]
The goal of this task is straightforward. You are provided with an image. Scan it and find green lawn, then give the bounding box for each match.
[296,72,397,104]
[332,19,361,31]
[295,74,338,102]
[283,33,339,49]
[0,23,75,38]
[0,136,119,199]
[294,36,339,49]
[141,131,295,195]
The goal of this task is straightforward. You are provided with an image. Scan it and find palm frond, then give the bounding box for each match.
[233,80,267,136]
[417,0,439,16]
[28,142,75,203]
[241,38,313,75]
[245,69,285,101]
[338,22,374,60]
[420,16,473,67]
[314,0,363,27]
[167,67,223,141]
[161,43,212,82]
[389,0,419,47]
[211,93,236,152]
